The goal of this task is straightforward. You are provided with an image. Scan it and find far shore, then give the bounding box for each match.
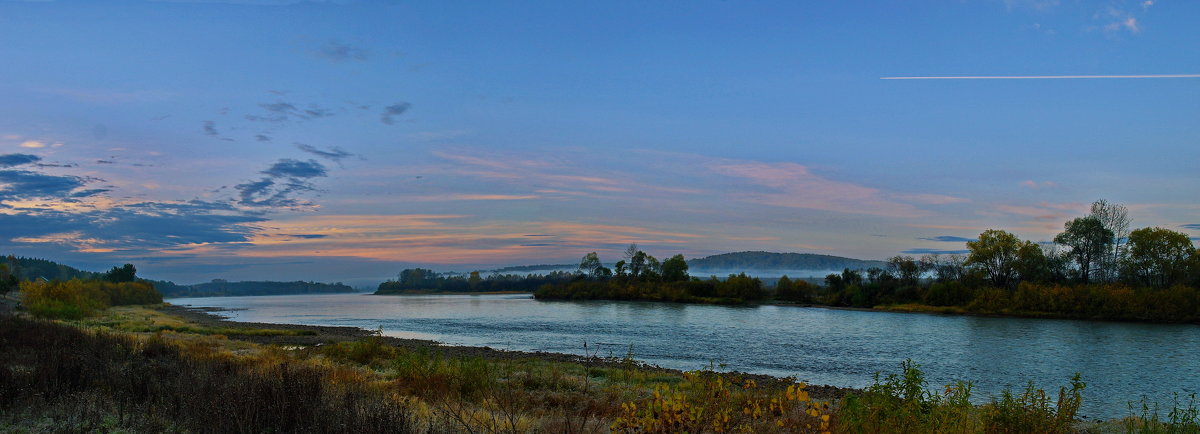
[371,290,532,296]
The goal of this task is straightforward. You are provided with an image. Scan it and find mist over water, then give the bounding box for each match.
[172,293,1199,420]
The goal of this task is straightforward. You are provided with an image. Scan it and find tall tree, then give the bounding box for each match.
[1122,227,1195,288]
[886,255,921,287]
[1014,241,1049,283]
[622,243,639,262]
[966,229,1023,288]
[660,254,689,282]
[579,252,603,278]
[1054,217,1113,284]
[0,263,16,296]
[103,263,137,283]
[1089,199,1131,282]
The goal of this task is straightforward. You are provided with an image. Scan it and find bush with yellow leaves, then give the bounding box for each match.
[611,370,832,433]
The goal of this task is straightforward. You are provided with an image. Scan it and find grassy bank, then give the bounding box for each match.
[3,304,1198,433]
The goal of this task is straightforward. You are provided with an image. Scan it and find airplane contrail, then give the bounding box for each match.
[881,74,1200,80]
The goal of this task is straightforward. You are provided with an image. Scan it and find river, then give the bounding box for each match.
[170,292,1198,419]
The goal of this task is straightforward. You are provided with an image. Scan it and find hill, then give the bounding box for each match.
[5,256,101,281]
[686,251,886,274]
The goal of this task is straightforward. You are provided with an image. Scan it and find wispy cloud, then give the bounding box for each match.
[311,39,370,63]
[35,87,172,104]
[409,194,541,201]
[18,140,61,149]
[902,248,970,255]
[202,121,220,136]
[234,159,327,208]
[710,162,926,217]
[1101,6,1142,33]
[917,235,976,242]
[237,215,703,263]
[380,103,411,125]
[245,101,335,123]
[295,143,355,163]
[1020,180,1057,190]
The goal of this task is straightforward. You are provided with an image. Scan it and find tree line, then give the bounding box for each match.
[534,200,1200,322]
[818,200,1199,321]
[534,244,786,304]
[375,268,580,294]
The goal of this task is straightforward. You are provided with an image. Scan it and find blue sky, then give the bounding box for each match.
[1,0,1197,284]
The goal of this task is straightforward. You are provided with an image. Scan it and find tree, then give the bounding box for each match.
[468,271,482,288]
[614,260,627,279]
[398,268,438,289]
[622,243,639,262]
[1122,227,1196,288]
[626,250,661,281]
[887,256,921,287]
[775,275,814,302]
[1040,244,1071,284]
[1054,217,1113,284]
[927,254,967,283]
[1089,199,1131,282]
[661,254,689,282]
[104,263,137,283]
[0,263,17,296]
[1014,241,1049,283]
[578,252,604,279]
[966,229,1023,288]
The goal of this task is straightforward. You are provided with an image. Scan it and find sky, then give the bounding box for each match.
[1,0,1197,285]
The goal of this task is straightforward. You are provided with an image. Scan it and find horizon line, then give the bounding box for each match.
[881,74,1200,80]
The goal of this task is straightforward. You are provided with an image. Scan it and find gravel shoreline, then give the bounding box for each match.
[160,303,852,401]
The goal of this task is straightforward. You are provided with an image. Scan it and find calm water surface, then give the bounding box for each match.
[170,293,1199,419]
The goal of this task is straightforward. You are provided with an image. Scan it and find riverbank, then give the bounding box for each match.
[2,303,850,432]
[5,301,1196,432]
[161,302,850,400]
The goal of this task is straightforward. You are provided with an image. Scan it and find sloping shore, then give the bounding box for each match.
[160,303,852,402]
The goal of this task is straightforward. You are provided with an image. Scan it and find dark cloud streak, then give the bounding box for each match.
[312,40,370,63]
[380,103,410,125]
[234,159,327,208]
[917,235,976,242]
[0,153,41,168]
[902,248,970,255]
[296,143,354,163]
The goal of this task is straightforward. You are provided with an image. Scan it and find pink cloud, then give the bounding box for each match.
[409,194,541,201]
[710,162,927,217]
[1020,180,1057,190]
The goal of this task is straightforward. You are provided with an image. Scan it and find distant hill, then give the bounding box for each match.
[488,264,576,273]
[2,256,353,298]
[5,256,101,281]
[687,251,886,274]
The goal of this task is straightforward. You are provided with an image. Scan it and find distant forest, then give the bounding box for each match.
[0,256,352,298]
[163,280,354,298]
[375,268,577,294]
